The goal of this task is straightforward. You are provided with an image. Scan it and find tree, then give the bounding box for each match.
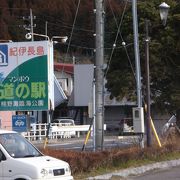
[0,0,11,39]
[105,0,180,113]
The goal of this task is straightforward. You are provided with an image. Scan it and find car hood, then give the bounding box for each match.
[15,155,69,168]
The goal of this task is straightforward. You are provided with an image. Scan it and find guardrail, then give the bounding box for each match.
[22,123,106,141]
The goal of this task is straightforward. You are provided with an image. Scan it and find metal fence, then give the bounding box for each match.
[21,123,92,141]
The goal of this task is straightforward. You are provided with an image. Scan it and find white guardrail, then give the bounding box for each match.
[22,123,106,141]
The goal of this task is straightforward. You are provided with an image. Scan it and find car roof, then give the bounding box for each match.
[0,129,17,135]
[53,118,74,121]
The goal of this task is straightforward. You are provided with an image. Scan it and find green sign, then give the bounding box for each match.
[0,41,53,111]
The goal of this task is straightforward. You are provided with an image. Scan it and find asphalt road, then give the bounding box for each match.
[47,136,139,151]
[34,135,140,151]
[127,165,180,180]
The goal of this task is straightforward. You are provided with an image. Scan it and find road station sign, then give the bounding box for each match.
[0,41,54,111]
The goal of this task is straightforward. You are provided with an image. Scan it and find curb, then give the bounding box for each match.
[87,159,180,180]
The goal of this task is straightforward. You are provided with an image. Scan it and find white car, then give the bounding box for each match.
[51,119,76,137]
[52,119,75,126]
[0,129,74,180]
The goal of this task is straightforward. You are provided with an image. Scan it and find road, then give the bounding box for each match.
[125,165,180,180]
[34,135,139,151]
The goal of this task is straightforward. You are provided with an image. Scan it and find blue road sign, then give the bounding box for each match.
[12,115,27,132]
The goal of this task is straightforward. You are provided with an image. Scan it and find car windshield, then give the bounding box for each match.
[0,133,42,158]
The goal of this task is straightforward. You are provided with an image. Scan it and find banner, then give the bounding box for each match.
[0,41,53,111]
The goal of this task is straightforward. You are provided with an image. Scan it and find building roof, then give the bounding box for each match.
[54,62,74,74]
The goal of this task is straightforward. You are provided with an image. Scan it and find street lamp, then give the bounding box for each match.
[159,2,170,26]
[145,2,170,147]
[24,32,68,148]
[25,33,68,43]
[25,32,49,41]
[51,36,68,43]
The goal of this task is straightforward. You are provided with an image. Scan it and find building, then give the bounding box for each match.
[54,63,170,134]
[1,62,170,134]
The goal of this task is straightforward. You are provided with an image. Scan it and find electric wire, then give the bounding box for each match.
[63,42,133,51]
[58,0,81,74]
[36,16,95,33]
[105,0,136,81]
[1,3,134,64]
[124,45,136,80]
[104,0,128,78]
[65,0,81,62]
[1,4,118,44]
[0,6,96,34]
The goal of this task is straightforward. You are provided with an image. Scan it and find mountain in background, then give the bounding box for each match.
[0,0,123,63]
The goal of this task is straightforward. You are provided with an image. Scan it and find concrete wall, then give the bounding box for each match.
[0,111,15,130]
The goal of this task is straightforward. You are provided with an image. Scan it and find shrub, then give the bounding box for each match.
[40,137,180,175]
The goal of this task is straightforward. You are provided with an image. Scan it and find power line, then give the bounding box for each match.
[65,0,81,62]
[37,18,94,33]
[63,42,133,51]
[41,18,117,34]
[104,0,128,77]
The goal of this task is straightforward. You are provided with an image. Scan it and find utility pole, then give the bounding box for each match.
[132,0,142,108]
[23,9,35,41]
[30,9,34,41]
[95,0,105,150]
[132,0,144,148]
[145,19,152,147]
[45,21,48,40]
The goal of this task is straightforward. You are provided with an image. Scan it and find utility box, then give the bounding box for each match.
[88,102,93,118]
[133,107,144,133]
